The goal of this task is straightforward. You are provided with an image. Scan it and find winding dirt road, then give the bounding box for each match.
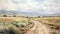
[25,20,50,34]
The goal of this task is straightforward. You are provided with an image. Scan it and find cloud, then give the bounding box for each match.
[12,0,27,4]
[1,0,60,14]
[0,0,3,9]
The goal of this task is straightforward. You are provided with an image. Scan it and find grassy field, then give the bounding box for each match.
[0,17,60,34]
[32,17,60,26]
[0,17,30,22]
[33,17,60,34]
[0,17,33,34]
[0,17,60,26]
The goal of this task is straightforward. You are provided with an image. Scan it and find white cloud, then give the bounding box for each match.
[0,0,3,9]
[1,0,60,13]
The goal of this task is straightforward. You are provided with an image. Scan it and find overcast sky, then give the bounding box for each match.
[0,0,60,14]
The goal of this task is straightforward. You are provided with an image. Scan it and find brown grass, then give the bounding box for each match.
[0,17,60,34]
[0,17,29,22]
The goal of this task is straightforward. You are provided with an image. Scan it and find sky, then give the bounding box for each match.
[0,0,60,14]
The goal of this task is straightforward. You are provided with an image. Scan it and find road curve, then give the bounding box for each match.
[25,20,50,34]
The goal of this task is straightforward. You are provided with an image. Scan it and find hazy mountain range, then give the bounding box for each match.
[0,10,60,16]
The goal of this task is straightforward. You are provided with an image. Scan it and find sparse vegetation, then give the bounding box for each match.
[0,17,60,34]
[0,18,33,34]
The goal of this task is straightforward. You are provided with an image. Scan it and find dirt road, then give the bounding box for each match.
[25,20,50,34]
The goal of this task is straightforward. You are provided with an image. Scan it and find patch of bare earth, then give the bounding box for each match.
[25,20,50,34]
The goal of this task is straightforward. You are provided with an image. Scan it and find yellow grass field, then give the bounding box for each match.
[0,17,60,34]
[0,17,30,22]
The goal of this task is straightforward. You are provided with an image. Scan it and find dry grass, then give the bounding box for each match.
[34,17,60,24]
[0,17,29,22]
[33,17,60,34]
[0,17,60,34]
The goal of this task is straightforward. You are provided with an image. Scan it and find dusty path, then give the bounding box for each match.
[25,20,50,34]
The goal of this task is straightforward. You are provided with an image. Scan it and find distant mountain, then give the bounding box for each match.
[0,10,60,16]
[45,13,60,16]
[0,10,44,16]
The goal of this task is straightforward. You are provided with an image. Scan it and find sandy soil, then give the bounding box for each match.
[25,20,50,34]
